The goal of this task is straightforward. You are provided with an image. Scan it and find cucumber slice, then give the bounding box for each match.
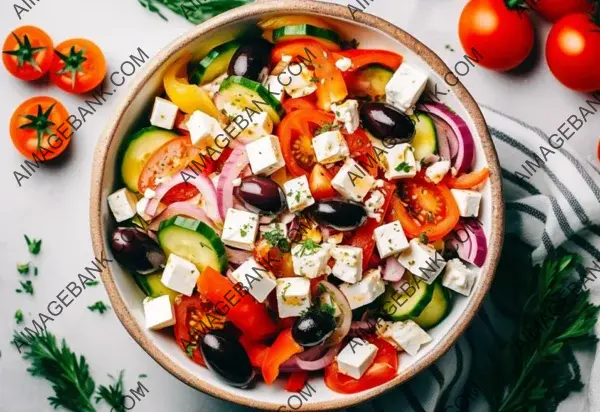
[133,272,179,302]
[410,112,437,161]
[219,75,285,124]
[120,127,178,192]
[158,216,228,273]
[189,40,241,85]
[272,25,341,50]
[412,281,450,329]
[379,273,434,321]
[348,64,394,100]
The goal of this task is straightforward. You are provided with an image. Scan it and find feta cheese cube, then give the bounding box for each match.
[224,103,274,142]
[381,320,431,356]
[161,254,200,296]
[259,222,288,238]
[397,239,446,284]
[385,63,428,114]
[201,73,228,98]
[331,245,363,284]
[150,97,179,130]
[282,62,317,98]
[335,57,353,72]
[380,143,417,180]
[276,277,311,318]
[136,197,152,222]
[221,208,260,251]
[143,188,156,199]
[442,258,476,296]
[107,188,138,222]
[374,221,410,258]
[365,190,386,220]
[336,338,379,379]
[264,75,285,102]
[340,268,386,310]
[186,110,222,148]
[425,160,451,184]
[291,242,331,278]
[246,135,286,175]
[230,258,277,302]
[331,100,360,133]
[284,175,315,212]
[451,189,482,217]
[143,295,176,330]
[331,158,375,202]
[312,130,350,164]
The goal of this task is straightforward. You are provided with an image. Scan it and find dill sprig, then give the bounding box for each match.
[95,371,126,412]
[137,0,251,24]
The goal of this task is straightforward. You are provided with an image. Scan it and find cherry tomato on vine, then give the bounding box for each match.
[2,26,53,81]
[459,0,534,71]
[546,13,600,92]
[50,38,106,94]
[530,0,593,22]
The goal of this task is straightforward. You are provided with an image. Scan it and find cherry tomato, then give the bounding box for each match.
[324,338,398,394]
[459,0,534,71]
[2,26,53,81]
[390,176,460,241]
[531,0,593,22]
[10,96,72,161]
[138,136,195,192]
[309,164,336,200]
[546,13,600,92]
[50,38,106,94]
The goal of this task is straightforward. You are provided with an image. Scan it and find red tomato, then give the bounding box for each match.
[283,96,318,112]
[261,329,303,384]
[445,167,490,189]
[161,183,200,205]
[10,96,72,161]
[344,128,373,158]
[390,176,460,241]
[309,164,336,200]
[138,136,195,192]
[2,26,53,81]
[173,294,226,367]
[324,338,398,394]
[459,0,534,71]
[546,13,600,92]
[531,0,593,22]
[50,38,106,94]
[196,266,277,341]
[335,49,403,71]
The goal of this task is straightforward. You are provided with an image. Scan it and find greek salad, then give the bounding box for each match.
[106,15,490,394]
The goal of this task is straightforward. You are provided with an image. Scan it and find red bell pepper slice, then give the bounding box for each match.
[285,371,310,392]
[262,328,304,384]
[239,335,270,368]
[335,49,403,71]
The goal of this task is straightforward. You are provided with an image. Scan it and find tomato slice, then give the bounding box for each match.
[262,329,304,384]
[344,128,372,158]
[138,136,195,192]
[335,49,403,71]
[391,176,459,241]
[50,38,106,94]
[161,182,200,205]
[253,238,295,278]
[196,266,278,341]
[351,182,395,269]
[174,294,226,367]
[239,335,270,368]
[444,167,489,189]
[324,338,398,394]
[309,164,336,200]
[277,109,334,177]
[2,26,54,81]
[283,96,318,112]
[285,371,309,392]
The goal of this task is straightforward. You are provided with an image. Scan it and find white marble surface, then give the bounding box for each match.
[0,1,598,411]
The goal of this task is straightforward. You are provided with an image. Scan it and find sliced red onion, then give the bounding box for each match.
[421,103,474,174]
[446,219,487,267]
[280,344,340,372]
[349,320,376,338]
[217,147,249,220]
[280,212,296,225]
[382,256,406,282]
[149,202,216,231]
[434,116,452,161]
[226,247,252,265]
[295,344,341,371]
[259,215,276,224]
[318,281,352,347]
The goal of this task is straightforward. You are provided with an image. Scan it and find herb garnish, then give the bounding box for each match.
[418,233,429,244]
[395,162,413,173]
[137,0,251,24]
[87,301,110,314]
[17,280,34,295]
[314,122,340,135]
[15,309,24,324]
[24,235,42,254]
[95,371,126,412]
[262,227,291,252]
[296,239,321,257]
[17,262,30,274]
[86,281,100,287]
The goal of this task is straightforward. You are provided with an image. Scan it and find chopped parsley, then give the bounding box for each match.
[185,343,196,358]
[86,280,100,287]
[314,122,340,135]
[262,227,291,253]
[15,309,24,324]
[240,224,250,237]
[320,302,336,316]
[87,301,110,314]
[17,280,34,295]
[138,374,148,379]
[395,162,413,173]
[297,239,321,257]
[24,235,42,255]
[17,262,30,274]
[419,233,429,244]
[281,283,292,300]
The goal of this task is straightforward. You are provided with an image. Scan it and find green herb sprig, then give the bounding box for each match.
[88,301,110,315]
[24,235,42,254]
[137,0,251,24]
[15,309,24,324]
[95,371,126,412]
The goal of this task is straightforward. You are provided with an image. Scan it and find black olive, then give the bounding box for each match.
[234,176,286,214]
[360,102,415,147]
[110,227,165,275]
[292,309,336,348]
[308,200,367,231]
[227,40,272,81]
[200,330,255,388]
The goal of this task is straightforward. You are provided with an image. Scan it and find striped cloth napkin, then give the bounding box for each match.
[359,107,600,412]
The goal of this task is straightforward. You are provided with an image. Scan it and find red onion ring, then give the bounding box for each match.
[382,256,406,282]
[318,281,352,347]
[148,202,216,231]
[217,147,248,220]
[226,247,252,265]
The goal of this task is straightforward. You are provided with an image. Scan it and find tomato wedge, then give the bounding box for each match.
[161,182,200,205]
[351,182,395,269]
[324,338,398,394]
[138,136,195,192]
[285,371,309,392]
[262,328,303,384]
[309,164,336,200]
[391,176,459,241]
[283,96,318,112]
[344,128,373,158]
[239,335,270,368]
[445,167,489,189]
[197,266,277,341]
[174,294,226,367]
[335,49,403,71]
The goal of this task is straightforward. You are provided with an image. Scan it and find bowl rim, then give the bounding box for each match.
[89,0,505,410]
